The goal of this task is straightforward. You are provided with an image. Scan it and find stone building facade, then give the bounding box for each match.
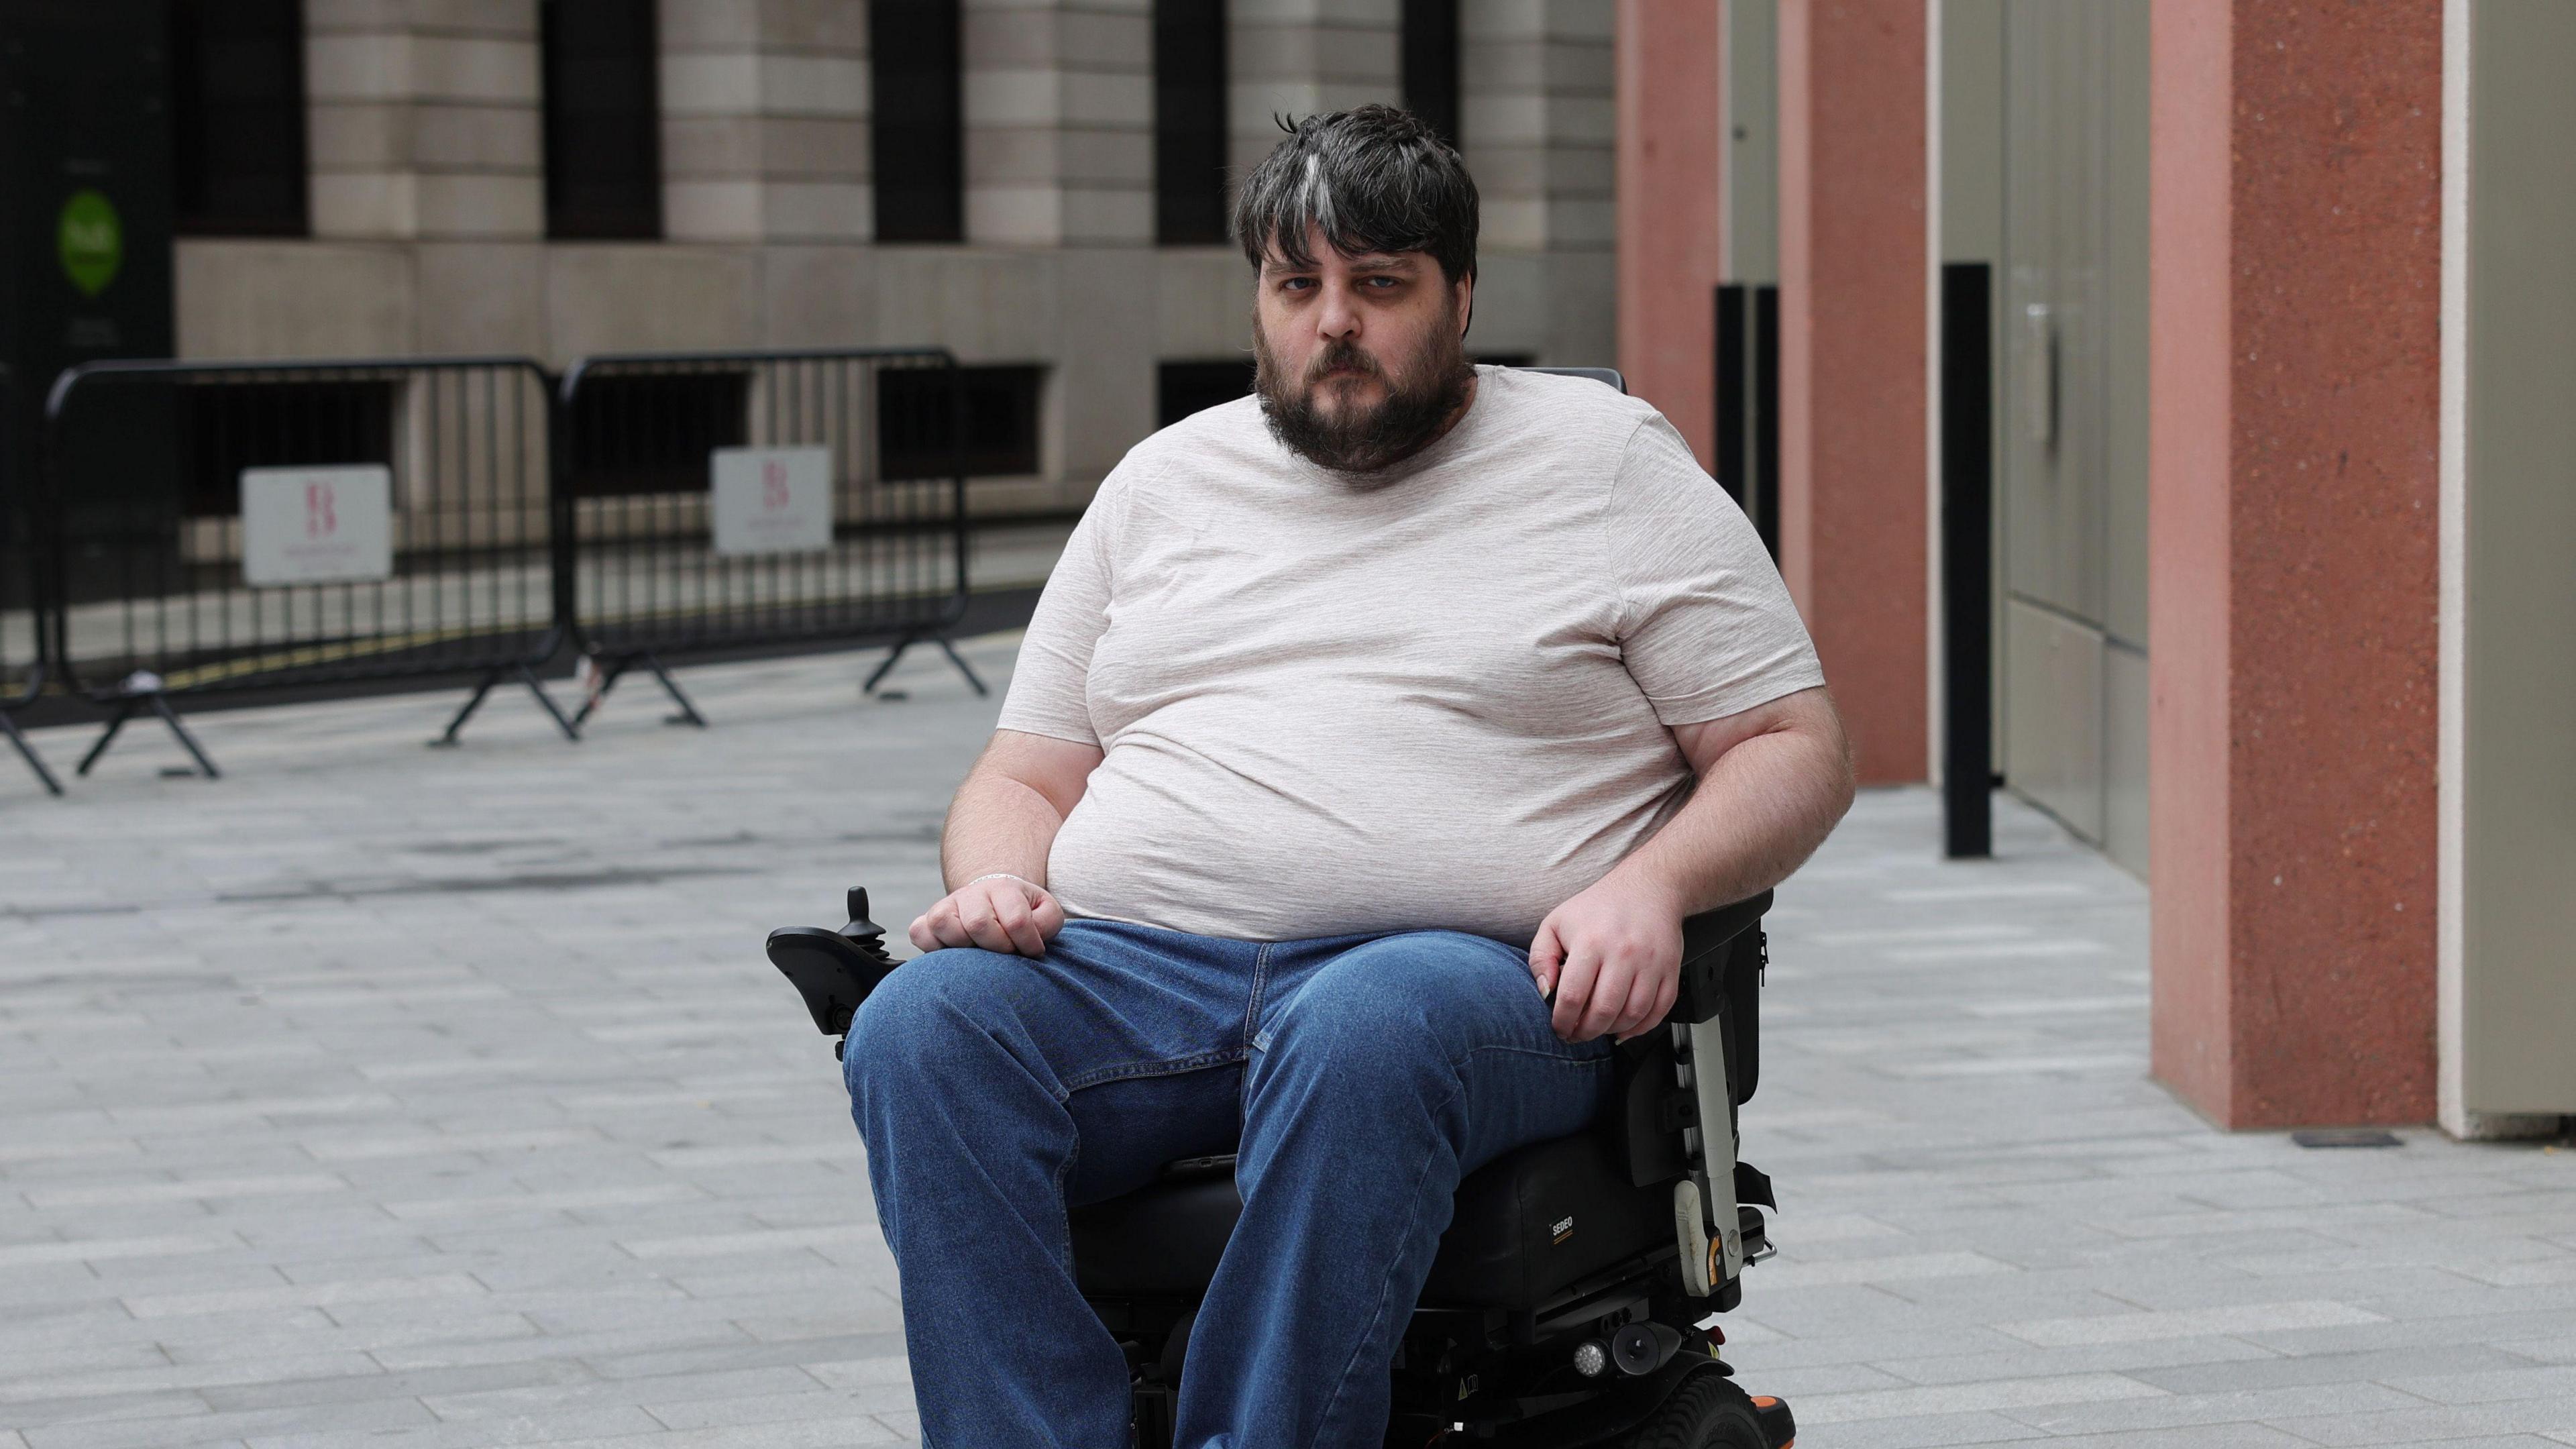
[180,0,1617,517]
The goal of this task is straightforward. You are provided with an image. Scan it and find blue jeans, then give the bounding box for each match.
[843,918,1613,1449]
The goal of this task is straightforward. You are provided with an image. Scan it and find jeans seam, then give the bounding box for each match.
[1060,1049,1244,1094]
[1307,1073,1465,1449]
[1051,1132,1081,1271]
[1243,942,1275,1052]
[1446,1042,1617,1074]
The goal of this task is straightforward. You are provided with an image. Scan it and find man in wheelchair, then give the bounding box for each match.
[771,105,1854,1448]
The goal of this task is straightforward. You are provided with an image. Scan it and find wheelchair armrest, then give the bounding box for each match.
[1601,890,1772,1189]
[1672,889,1772,1027]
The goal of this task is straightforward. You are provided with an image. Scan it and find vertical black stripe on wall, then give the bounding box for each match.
[1153,0,1229,245]
[870,0,964,243]
[1401,0,1462,145]
[1714,284,1748,506]
[1941,262,1995,859]
[1752,284,1782,562]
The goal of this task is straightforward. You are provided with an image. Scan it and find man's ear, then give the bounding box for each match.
[1456,275,1475,340]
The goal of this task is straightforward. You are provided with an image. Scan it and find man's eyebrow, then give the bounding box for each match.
[1260,252,1419,274]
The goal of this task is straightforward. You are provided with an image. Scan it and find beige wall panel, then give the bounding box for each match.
[1539,252,1615,368]
[759,246,877,347]
[751,0,871,50]
[545,247,765,356]
[1056,248,1160,485]
[870,250,1058,362]
[1460,251,1548,359]
[410,103,542,170]
[2457,0,2576,1115]
[415,173,543,238]
[1158,249,1252,358]
[2004,598,2104,843]
[174,241,416,358]
[415,242,546,355]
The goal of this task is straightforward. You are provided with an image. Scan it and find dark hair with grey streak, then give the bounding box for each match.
[1232,104,1479,286]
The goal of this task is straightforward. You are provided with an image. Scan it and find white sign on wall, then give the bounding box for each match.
[711,446,835,557]
[240,464,394,586]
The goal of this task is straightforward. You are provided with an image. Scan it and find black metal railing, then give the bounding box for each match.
[12,343,994,782]
[42,356,572,773]
[1,364,63,795]
[555,346,982,728]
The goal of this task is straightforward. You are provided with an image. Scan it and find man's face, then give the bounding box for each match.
[1252,227,1477,476]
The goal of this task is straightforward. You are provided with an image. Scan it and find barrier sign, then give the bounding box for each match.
[711,445,833,556]
[241,464,393,586]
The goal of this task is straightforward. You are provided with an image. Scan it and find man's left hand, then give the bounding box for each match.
[1527,875,1683,1044]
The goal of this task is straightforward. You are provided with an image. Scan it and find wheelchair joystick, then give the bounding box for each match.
[767,885,902,1059]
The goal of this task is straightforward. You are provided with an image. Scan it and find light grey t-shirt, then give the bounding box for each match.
[995,365,1825,946]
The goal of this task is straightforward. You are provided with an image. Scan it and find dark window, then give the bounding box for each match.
[880,366,1043,478]
[566,372,751,498]
[170,0,309,237]
[1157,360,1253,428]
[177,380,394,519]
[1153,0,1228,246]
[1401,0,1461,146]
[541,0,662,240]
[871,0,963,242]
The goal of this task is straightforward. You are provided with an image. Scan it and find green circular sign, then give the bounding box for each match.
[58,189,123,298]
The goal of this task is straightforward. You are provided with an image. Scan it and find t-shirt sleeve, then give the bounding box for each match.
[993,466,1126,749]
[1606,413,1827,725]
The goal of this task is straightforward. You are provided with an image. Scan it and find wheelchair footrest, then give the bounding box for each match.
[1750,1391,1798,1447]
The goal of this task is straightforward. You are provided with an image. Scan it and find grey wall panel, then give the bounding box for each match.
[1725,0,1778,285]
[1943,0,2009,768]
[2103,639,2149,877]
[2460,0,2576,1114]
[2102,0,2151,652]
[2000,0,2107,625]
[2005,598,2105,843]
[1941,0,2005,265]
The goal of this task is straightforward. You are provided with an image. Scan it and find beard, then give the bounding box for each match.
[1253,307,1475,478]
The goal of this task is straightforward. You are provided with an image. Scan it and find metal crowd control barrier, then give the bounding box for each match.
[1,364,64,796]
[555,346,982,728]
[42,356,577,776]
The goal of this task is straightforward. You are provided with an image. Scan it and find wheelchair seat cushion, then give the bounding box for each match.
[1070,1129,1670,1311]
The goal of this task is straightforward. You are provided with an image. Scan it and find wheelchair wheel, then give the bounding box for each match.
[1629,1372,1770,1448]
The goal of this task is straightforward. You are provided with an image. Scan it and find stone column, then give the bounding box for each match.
[1775,0,1927,785]
[1613,0,1722,468]
[304,0,545,241]
[660,1,870,243]
[2147,0,2441,1128]
[1226,0,1399,180]
[1461,0,1615,364]
[965,0,1153,246]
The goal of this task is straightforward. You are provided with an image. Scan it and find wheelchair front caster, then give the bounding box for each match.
[1629,1374,1793,1448]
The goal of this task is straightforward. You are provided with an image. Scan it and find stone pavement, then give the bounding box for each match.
[1,635,2572,1449]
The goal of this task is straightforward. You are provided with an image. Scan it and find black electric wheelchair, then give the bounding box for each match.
[769,888,1796,1448]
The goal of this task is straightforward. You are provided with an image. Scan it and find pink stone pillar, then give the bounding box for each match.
[1614,0,1724,468]
[2147,0,2441,1127]
[1776,0,1927,786]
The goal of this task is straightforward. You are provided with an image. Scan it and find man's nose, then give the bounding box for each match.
[1316,281,1362,339]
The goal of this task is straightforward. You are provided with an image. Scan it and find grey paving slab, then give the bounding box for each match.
[5,635,2575,1447]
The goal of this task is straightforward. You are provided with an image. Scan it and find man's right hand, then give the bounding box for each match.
[908,875,1065,958]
